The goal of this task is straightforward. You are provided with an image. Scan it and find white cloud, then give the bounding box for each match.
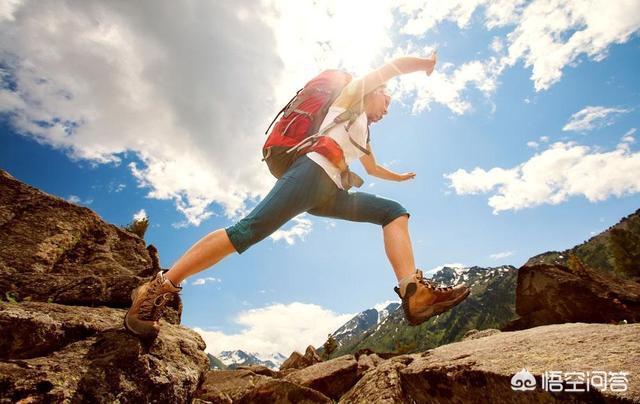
[133,208,147,221]
[527,141,539,149]
[621,128,636,143]
[192,276,221,286]
[193,302,354,358]
[0,1,280,226]
[501,0,640,91]
[2,0,638,227]
[399,58,502,115]
[539,136,550,143]
[562,106,631,132]
[445,141,640,213]
[490,251,514,260]
[66,195,92,205]
[395,0,640,109]
[269,213,313,245]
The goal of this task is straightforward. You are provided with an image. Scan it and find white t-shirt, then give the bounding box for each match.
[306,79,369,189]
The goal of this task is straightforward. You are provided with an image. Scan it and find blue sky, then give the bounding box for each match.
[1,1,639,357]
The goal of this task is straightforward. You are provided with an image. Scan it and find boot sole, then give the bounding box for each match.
[123,286,159,340]
[407,288,471,326]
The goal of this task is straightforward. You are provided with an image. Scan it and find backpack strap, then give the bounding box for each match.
[264,89,302,135]
[349,134,370,155]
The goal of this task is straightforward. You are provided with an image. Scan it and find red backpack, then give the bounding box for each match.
[262,70,356,179]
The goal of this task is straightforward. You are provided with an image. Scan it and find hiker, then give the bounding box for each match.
[124,53,470,339]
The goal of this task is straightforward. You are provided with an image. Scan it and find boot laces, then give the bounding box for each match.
[416,270,453,292]
[137,278,175,321]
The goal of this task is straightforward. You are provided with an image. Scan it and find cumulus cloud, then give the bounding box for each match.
[193,302,353,358]
[445,141,640,213]
[269,213,313,245]
[563,106,631,132]
[499,0,640,91]
[395,0,640,110]
[2,0,638,227]
[490,251,514,260]
[0,0,281,226]
[192,277,221,286]
[66,195,93,205]
[393,57,502,115]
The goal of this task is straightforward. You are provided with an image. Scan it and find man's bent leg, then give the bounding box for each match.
[308,190,413,280]
[383,215,416,282]
[167,156,334,285]
[164,229,236,286]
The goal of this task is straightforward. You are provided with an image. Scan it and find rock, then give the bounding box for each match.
[340,356,414,403]
[356,354,375,377]
[235,364,280,378]
[0,170,180,321]
[343,322,639,403]
[462,328,501,341]
[283,354,359,400]
[280,345,322,371]
[504,263,640,330]
[0,302,208,403]
[0,170,205,403]
[194,369,331,403]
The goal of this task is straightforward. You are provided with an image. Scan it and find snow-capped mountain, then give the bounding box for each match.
[328,265,519,357]
[214,350,287,370]
[325,301,400,352]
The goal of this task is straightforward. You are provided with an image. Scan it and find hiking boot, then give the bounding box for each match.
[124,270,182,339]
[394,269,470,326]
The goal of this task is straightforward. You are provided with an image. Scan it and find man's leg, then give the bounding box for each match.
[164,229,236,286]
[308,190,413,281]
[165,156,335,286]
[383,215,416,282]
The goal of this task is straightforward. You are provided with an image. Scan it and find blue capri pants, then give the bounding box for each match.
[225,155,410,254]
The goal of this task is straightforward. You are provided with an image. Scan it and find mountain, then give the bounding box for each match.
[329,265,519,357]
[324,302,400,353]
[206,353,227,370]
[216,350,287,370]
[525,208,640,281]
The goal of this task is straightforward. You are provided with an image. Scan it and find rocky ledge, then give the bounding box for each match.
[194,323,639,403]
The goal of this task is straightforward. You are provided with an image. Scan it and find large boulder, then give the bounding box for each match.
[341,322,640,403]
[0,170,202,403]
[283,354,359,400]
[280,345,322,371]
[0,168,180,319]
[340,356,414,403]
[0,301,208,403]
[504,263,640,330]
[194,369,331,403]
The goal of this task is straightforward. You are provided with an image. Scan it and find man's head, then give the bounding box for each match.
[363,84,391,124]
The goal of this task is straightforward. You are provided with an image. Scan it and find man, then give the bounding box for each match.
[124,53,470,339]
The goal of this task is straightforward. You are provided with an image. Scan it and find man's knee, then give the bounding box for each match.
[381,200,410,227]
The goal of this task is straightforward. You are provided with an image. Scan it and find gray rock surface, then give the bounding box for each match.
[194,369,331,403]
[284,354,359,400]
[0,302,208,403]
[343,322,639,403]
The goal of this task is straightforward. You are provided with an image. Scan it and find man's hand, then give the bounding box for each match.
[425,51,437,76]
[398,172,416,181]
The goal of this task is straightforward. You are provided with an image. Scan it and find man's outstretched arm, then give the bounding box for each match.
[360,145,416,182]
[359,53,437,95]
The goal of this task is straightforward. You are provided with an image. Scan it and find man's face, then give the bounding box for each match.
[365,88,391,123]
